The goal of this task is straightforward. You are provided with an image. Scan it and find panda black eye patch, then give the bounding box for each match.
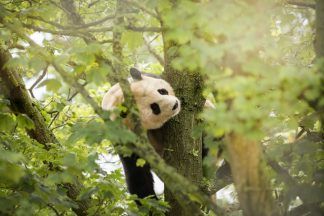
[150,103,161,115]
[157,89,168,95]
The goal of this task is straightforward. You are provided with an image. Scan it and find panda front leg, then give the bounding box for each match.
[120,153,157,204]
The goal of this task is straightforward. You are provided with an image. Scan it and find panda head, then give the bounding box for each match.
[102,68,181,129]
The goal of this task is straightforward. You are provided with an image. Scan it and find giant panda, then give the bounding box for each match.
[101,68,181,201]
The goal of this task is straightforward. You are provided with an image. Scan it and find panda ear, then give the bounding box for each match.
[130,68,142,80]
[102,83,124,111]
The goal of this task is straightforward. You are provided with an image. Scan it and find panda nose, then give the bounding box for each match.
[172,101,178,110]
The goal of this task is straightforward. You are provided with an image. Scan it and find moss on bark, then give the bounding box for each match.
[159,34,206,215]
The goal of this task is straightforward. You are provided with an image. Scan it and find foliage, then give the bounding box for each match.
[0,0,323,215]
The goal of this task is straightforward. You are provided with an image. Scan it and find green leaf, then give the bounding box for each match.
[0,150,25,183]
[78,187,99,200]
[0,99,10,111]
[67,120,137,145]
[62,153,77,167]
[300,113,319,130]
[37,78,62,92]
[4,56,28,69]
[17,114,35,129]
[0,113,16,132]
[0,150,25,163]
[121,31,143,50]
[136,158,146,167]
[294,136,320,155]
[87,64,111,84]
[29,57,47,73]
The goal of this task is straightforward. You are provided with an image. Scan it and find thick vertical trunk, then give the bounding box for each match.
[315,0,324,58]
[160,39,205,215]
[314,0,324,130]
[226,134,279,216]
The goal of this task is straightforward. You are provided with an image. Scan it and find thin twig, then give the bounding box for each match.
[67,82,87,101]
[79,25,162,33]
[143,36,164,65]
[98,39,113,44]
[148,34,159,44]
[67,91,79,101]
[47,204,61,216]
[51,123,68,131]
[43,98,54,109]
[48,112,60,128]
[48,0,68,13]
[125,25,162,32]
[295,127,306,140]
[88,0,100,8]
[8,44,25,50]
[71,14,115,29]
[29,65,48,98]
[26,15,66,29]
[125,0,161,20]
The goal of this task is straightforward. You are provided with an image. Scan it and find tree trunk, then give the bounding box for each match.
[226,133,279,216]
[315,0,324,58]
[314,0,324,131]
[160,37,205,215]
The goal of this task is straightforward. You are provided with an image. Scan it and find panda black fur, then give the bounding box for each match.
[101,68,181,201]
[102,68,215,203]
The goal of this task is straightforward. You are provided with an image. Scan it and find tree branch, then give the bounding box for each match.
[125,25,162,32]
[28,65,48,98]
[0,52,57,147]
[23,18,162,34]
[286,0,316,9]
[27,13,115,30]
[124,0,161,20]
[26,15,67,29]
[59,0,116,77]
[51,62,103,115]
[143,36,164,66]
[22,23,90,38]
[88,0,100,8]
[68,25,162,33]
[267,158,323,215]
[47,204,61,216]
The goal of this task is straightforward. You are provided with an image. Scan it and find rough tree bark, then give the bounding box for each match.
[314,0,324,130]
[162,47,205,216]
[160,27,206,216]
[315,0,324,58]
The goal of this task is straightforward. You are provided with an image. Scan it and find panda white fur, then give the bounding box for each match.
[102,68,215,203]
[101,68,181,201]
[102,68,181,130]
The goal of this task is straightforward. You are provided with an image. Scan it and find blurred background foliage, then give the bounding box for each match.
[0,0,323,215]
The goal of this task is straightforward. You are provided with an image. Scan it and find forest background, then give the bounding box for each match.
[0,0,323,216]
